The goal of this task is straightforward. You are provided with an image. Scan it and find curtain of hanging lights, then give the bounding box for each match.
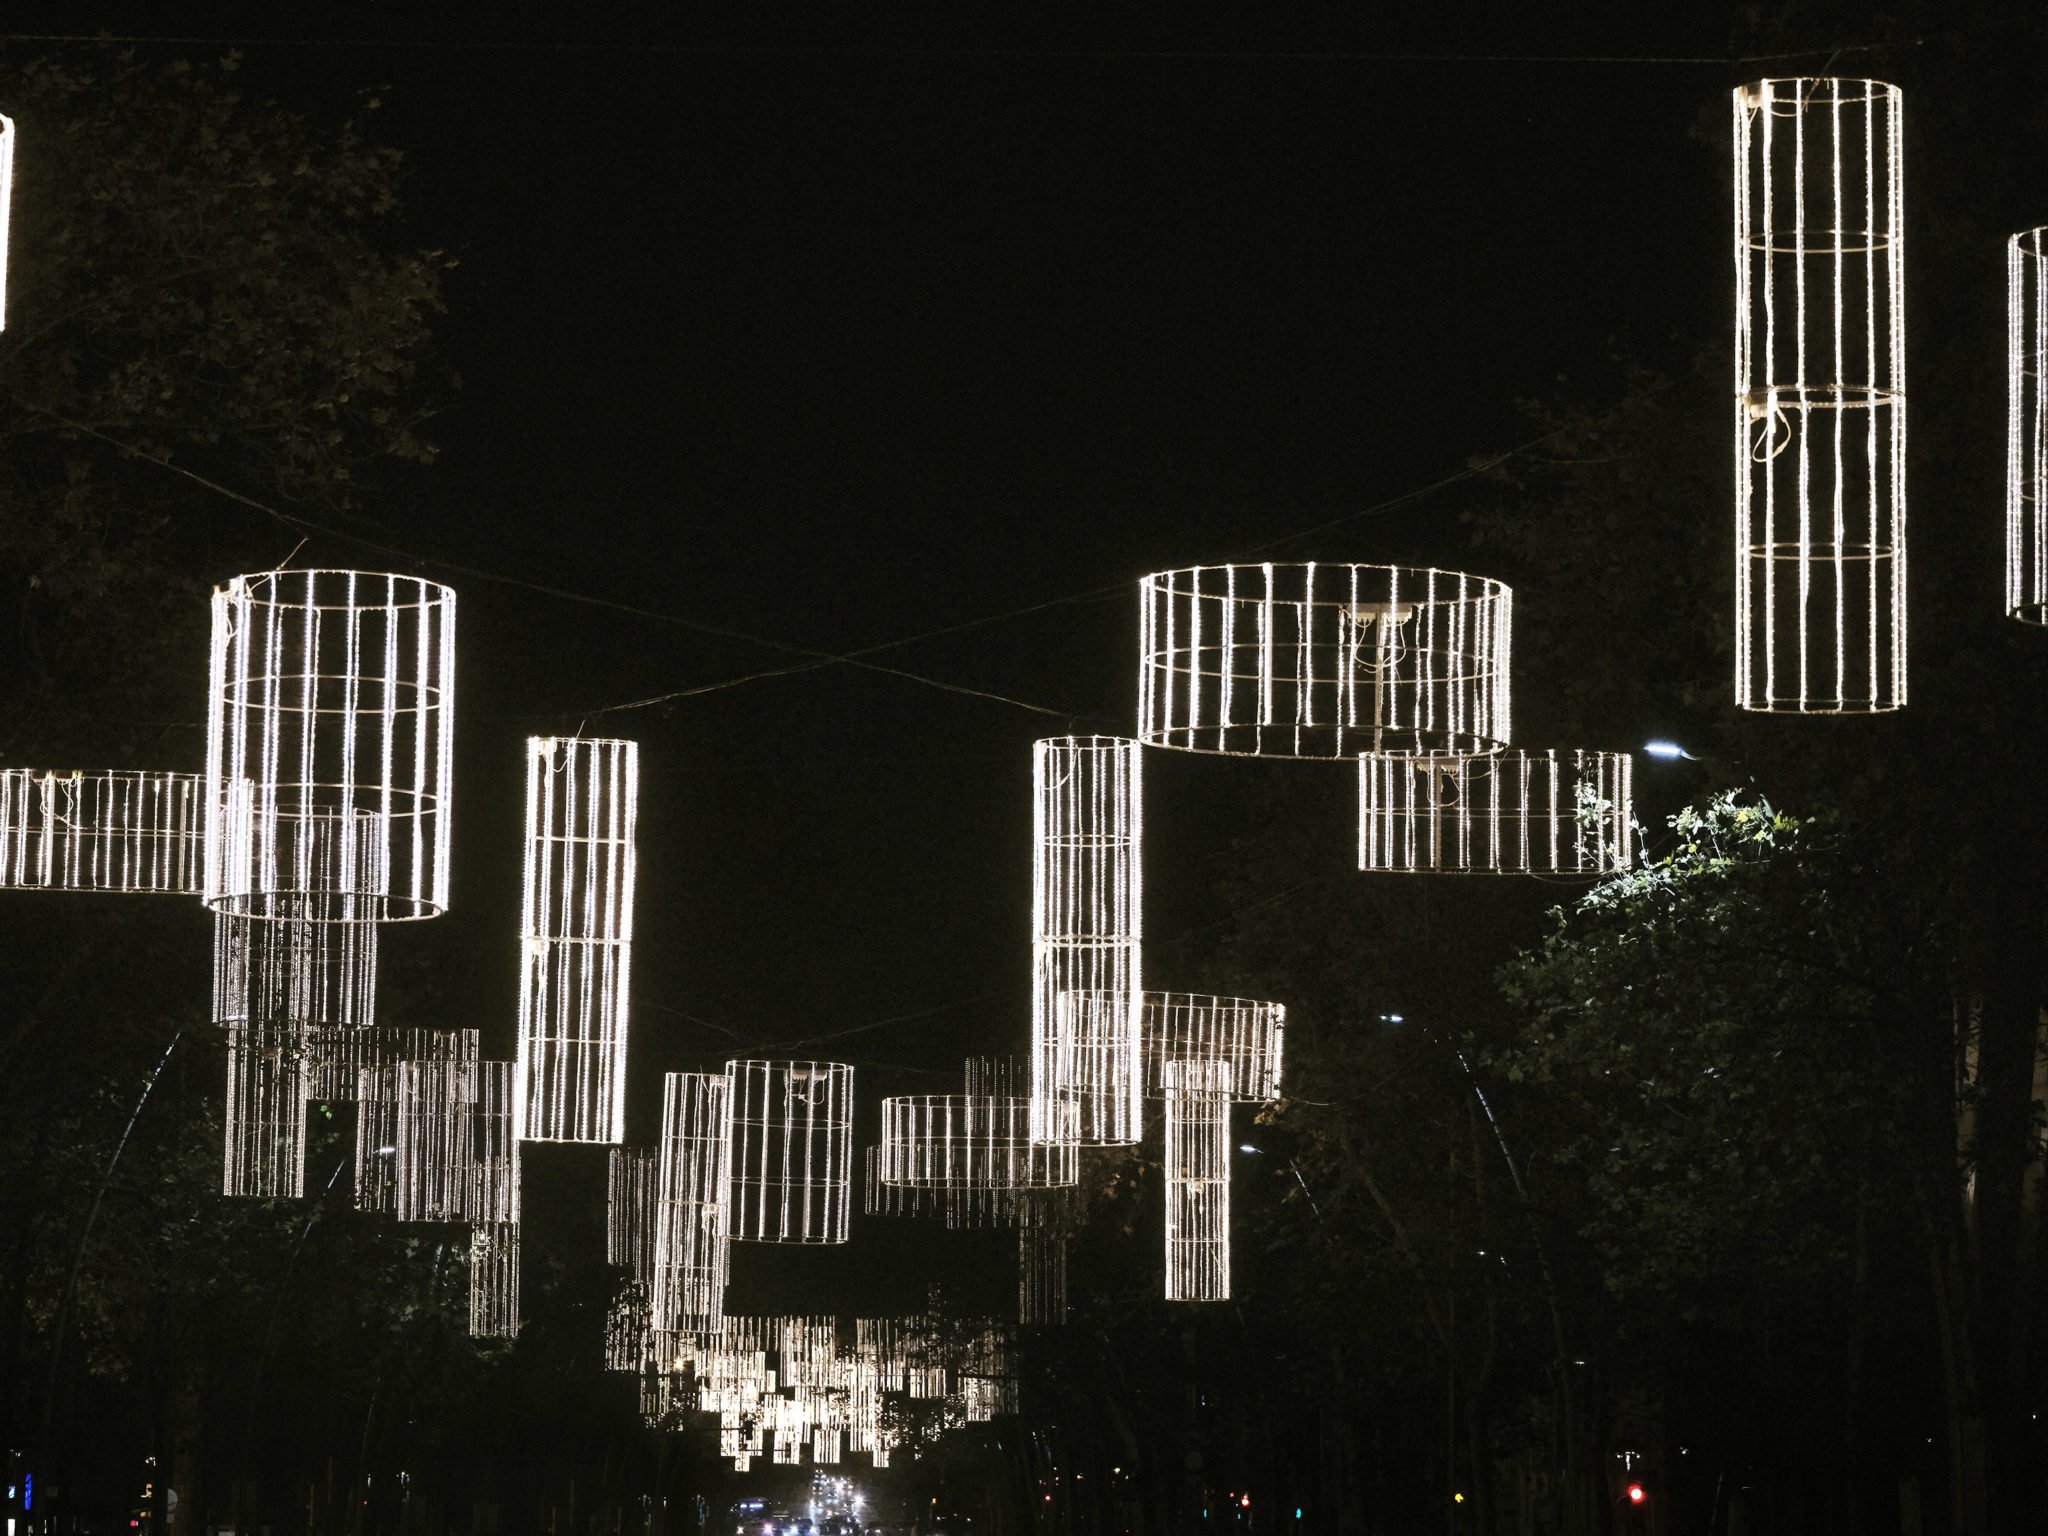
[726,1060,855,1245]
[2008,226,2048,622]
[651,1070,732,1329]
[1163,1059,1234,1302]
[0,770,203,894]
[395,1054,479,1223]
[1031,736,1143,1145]
[1733,78,1906,711]
[352,1029,477,1215]
[1356,750,1634,876]
[204,570,455,920]
[1138,563,1513,757]
[515,736,638,1144]
[468,1222,520,1339]
[221,1016,309,1200]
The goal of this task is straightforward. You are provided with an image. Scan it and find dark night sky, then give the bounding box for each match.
[4,5,1830,1308]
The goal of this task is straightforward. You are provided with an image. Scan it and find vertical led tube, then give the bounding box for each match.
[2009,227,2048,622]
[725,1060,854,1244]
[1733,79,1905,712]
[1163,1059,1232,1302]
[652,1071,732,1327]
[1031,736,1142,1145]
[0,113,13,330]
[516,736,638,1143]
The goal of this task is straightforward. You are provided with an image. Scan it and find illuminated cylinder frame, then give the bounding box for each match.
[214,912,378,1104]
[2009,227,2048,622]
[468,1222,520,1340]
[515,736,638,1144]
[1733,78,1906,712]
[1031,737,1142,1145]
[652,1071,732,1327]
[1138,563,1513,757]
[606,1146,656,1373]
[726,1060,854,1245]
[1163,1059,1232,1302]
[317,1027,491,1110]
[395,1055,478,1223]
[204,570,456,919]
[1356,750,1634,877]
[222,1019,308,1200]
[470,1061,522,1226]
[1017,1198,1071,1326]
[352,1028,476,1214]
[0,770,203,894]
[880,1096,1079,1190]
[1140,992,1286,1102]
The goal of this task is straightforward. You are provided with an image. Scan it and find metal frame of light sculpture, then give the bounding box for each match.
[1163,1059,1233,1302]
[880,1095,1079,1191]
[726,1060,854,1245]
[470,1061,521,1225]
[1356,750,1634,877]
[351,1028,475,1214]
[1138,563,1513,757]
[222,1017,309,1199]
[652,1071,732,1327]
[1733,78,1906,712]
[0,112,12,330]
[0,770,203,894]
[215,911,378,1106]
[468,1221,520,1339]
[515,736,638,1144]
[2009,227,2048,622]
[1138,991,1286,1103]
[1031,736,1142,1145]
[204,569,455,920]
[395,1054,478,1222]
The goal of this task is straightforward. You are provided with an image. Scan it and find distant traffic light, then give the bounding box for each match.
[1627,1483,1647,1506]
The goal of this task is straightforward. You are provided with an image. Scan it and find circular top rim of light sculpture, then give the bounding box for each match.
[220,567,459,609]
[1138,562,1513,758]
[1128,991,1285,1102]
[878,1095,1080,1191]
[1356,748,1634,879]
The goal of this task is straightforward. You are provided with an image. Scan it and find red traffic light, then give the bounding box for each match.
[1627,1483,1647,1505]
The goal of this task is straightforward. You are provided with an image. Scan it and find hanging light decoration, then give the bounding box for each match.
[2009,226,2048,622]
[726,1060,855,1244]
[652,1071,732,1328]
[470,1061,521,1226]
[1016,1196,1072,1326]
[0,112,12,330]
[395,1053,479,1223]
[605,1146,657,1373]
[1733,78,1906,712]
[353,1029,476,1214]
[515,736,638,1144]
[468,1221,520,1339]
[1163,1059,1233,1302]
[879,1095,1079,1191]
[1138,992,1286,1103]
[314,1026,482,1109]
[1138,563,1513,757]
[222,1018,309,1199]
[1031,736,1142,1145]
[0,770,203,894]
[1356,750,1633,876]
[212,914,379,1106]
[204,569,455,921]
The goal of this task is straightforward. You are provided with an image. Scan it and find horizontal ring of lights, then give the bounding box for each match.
[726,1059,854,1245]
[1356,750,1634,877]
[1733,78,1906,712]
[1138,563,1513,757]
[878,1096,1079,1190]
[1136,991,1285,1102]
[2010,227,2048,622]
[205,569,455,920]
[0,769,203,894]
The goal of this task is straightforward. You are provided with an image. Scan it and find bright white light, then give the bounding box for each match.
[1138,992,1285,1103]
[0,770,203,894]
[878,1094,1079,1191]
[469,1061,521,1225]
[1733,79,1906,712]
[0,113,13,330]
[1163,1060,1232,1302]
[351,1030,475,1215]
[1357,751,1634,877]
[394,1053,479,1223]
[467,1221,521,1339]
[1642,740,1690,760]
[726,1060,854,1244]
[651,1071,731,1327]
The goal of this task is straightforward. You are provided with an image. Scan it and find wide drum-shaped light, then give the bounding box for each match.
[1733,78,1906,712]
[352,1028,475,1215]
[0,770,202,894]
[726,1059,854,1244]
[1356,750,1633,876]
[879,1095,1078,1190]
[1032,736,1142,1145]
[1139,563,1512,757]
[1139,992,1286,1102]
[2009,227,2048,622]
[204,570,455,919]
[516,736,638,1143]
[1163,1059,1232,1302]
[652,1071,731,1327]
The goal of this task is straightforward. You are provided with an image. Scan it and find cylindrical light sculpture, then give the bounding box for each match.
[1017,1201,1069,1326]
[222,1020,308,1199]
[516,736,638,1144]
[395,1054,478,1222]
[205,570,455,919]
[2009,227,2048,622]
[470,1061,521,1226]
[726,1060,854,1244]
[1356,750,1633,876]
[1163,1059,1232,1302]
[1139,992,1286,1103]
[1031,736,1142,1145]
[468,1222,520,1339]
[213,912,378,1104]
[879,1096,1079,1191]
[1733,79,1906,712]
[352,1028,476,1214]
[1139,563,1513,757]
[652,1071,731,1327]
[0,770,203,894]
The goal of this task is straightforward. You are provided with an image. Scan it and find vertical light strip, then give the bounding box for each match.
[395,1054,478,1223]
[352,1029,476,1214]
[2010,228,2048,622]
[1355,751,1633,877]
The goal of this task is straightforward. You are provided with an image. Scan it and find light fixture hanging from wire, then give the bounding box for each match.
[204,570,455,920]
[468,1221,521,1339]
[1163,1059,1233,1302]
[222,1018,309,1200]
[1356,750,1634,876]
[1733,78,1906,712]
[352,1028,476,1215]
[726,1060,854,1244]
[1032,736,1142,1146]
[395,1053,479,1223]
[1138,992,1286,1103]
[0,770,203,894]
[2009,226,2048,622]
[879,1095,1079,1192]
[652,1071,731,1328]
[1138,563,1513,757]
[212,909,379,1106]
[470,1061,521,1226]
[515,736,638,1144]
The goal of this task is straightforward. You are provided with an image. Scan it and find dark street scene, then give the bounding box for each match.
[2,4,2047,1532]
